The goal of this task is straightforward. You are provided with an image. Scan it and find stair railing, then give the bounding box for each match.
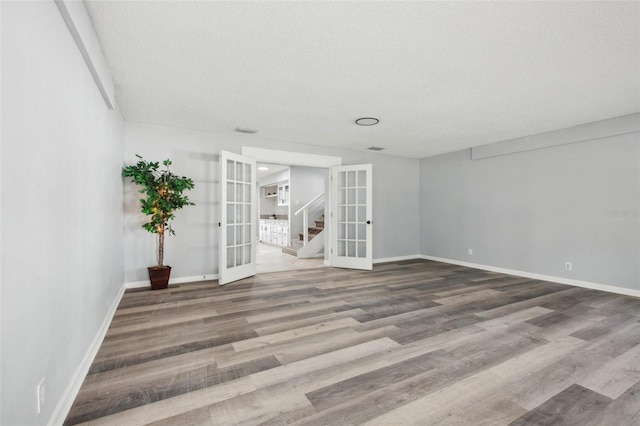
[294,192,325,245]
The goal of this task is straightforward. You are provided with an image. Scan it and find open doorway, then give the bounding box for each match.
[256,162,326,274]
[219,148,372,284]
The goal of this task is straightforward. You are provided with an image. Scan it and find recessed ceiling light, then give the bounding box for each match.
[234,126,258,134]
[257,166,269,171]
[355,117,379,126]
[368,146,385,151]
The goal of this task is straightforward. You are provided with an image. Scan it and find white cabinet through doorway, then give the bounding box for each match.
[259,219,290,246]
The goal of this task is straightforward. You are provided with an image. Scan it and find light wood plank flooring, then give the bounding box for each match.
[256,242,324,274]
[65,260,640,425]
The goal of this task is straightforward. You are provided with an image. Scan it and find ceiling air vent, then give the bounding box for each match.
[367,146,385,151]
[234,127,258,134]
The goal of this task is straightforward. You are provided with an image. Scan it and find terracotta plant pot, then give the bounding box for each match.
[148,266,171,290]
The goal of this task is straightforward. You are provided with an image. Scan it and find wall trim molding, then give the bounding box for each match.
[54,0,115,109]
[419,255,640,298]
[373,254,423,264]
[471,113,640,160]
[50,284,126,425]
[125,274,220,289]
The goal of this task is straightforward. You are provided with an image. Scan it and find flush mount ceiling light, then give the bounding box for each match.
[257,166,269,171]
[355,117,379,126]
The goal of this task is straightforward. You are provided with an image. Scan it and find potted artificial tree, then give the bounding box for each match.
[123,155,195,289]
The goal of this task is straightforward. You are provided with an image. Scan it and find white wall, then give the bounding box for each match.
[420,117,640,293]
[1,2,124,424]
[124,122,421,283]
[260,194,289,218]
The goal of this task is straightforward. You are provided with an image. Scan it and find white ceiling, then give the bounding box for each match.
[85,1,640,159]
[256,163,289,181]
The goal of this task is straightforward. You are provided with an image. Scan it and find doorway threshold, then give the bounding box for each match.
[256,242,324,274]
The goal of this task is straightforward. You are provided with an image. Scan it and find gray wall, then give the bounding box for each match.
[1,2,125,424]
[290,166,327,238]
[420,120,639,291]
[124,122,422,283]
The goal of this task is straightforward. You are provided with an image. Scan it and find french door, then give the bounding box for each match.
[219,151,256,285]
[330,164,373,270]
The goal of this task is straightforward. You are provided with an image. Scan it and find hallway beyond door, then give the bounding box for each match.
[256,242,324,274]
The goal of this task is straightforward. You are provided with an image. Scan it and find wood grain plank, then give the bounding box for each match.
[509,384,612,426]
[249,338,401,390]
[577,341,640,399]
[65,356,280,424]
[361,371,509,426]
[585,379,640,426]
[232,317,361,351]
[306,349,451,411]
[501,350,612,411]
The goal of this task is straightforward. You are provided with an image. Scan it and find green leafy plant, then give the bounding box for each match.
[122,155,195,268]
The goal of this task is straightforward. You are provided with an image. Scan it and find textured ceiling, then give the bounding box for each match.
[85,1,640,159]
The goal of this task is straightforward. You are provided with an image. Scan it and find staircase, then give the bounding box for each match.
[282,220,324,257]
[300,219,324,242]
[282,192,325,258]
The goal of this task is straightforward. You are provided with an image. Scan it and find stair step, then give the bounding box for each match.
[282,240,303,257]
[299,228,322,241]
[315,220,324,228]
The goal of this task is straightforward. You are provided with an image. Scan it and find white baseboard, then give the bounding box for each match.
[50,284,126,425]
[125,273,220,289]
[128,257,639,298]
[373,254,423,264]
[419,255,640,298]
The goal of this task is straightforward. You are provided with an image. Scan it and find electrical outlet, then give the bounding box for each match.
[564,262,572,271]
[37,378,45,414]
[468,248,473,256]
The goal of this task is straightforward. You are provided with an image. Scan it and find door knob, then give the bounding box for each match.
[366,220,371,225]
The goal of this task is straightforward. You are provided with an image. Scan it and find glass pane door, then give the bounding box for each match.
[219,151,256,285]
[331,164,372,270]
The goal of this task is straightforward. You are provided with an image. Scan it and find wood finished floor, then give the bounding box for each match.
[66,260,640,425]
